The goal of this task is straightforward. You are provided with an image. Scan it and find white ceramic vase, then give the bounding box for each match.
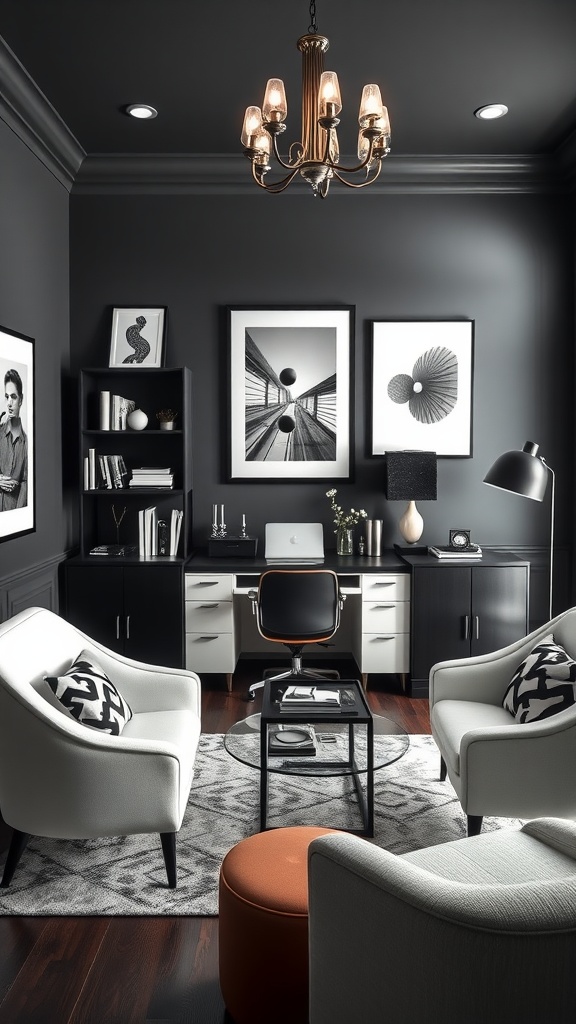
[127,408,148,431]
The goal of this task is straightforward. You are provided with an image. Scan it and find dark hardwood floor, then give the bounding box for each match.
[0,661,430,1024]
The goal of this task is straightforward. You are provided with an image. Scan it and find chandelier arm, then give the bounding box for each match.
[269,132,305,171]
[328,136,380,175]
[250,162,302,193]
[331,161,384,188]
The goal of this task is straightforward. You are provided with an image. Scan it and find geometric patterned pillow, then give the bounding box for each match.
[44,649,133,735]
[502,633,576,724]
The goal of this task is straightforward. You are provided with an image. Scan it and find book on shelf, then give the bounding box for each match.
[279,685,341,709]
[99,391,110,430]
[428,544,482,559]
[89,544,137,557]
[129,466,174,488]
[170,508,183,556]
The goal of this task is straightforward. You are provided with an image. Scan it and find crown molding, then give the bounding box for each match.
[71,152,564,195]
[0,32,574,196]
[0,36,85,190]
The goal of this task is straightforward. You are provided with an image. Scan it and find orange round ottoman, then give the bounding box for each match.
[218,825,339,1024]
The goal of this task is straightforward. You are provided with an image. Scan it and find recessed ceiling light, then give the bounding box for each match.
[126,104,158,120]
[474,103,508,120]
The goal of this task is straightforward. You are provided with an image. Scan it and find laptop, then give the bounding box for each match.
[265,523,325,564]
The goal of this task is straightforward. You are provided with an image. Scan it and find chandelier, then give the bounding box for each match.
[241,0,391,198]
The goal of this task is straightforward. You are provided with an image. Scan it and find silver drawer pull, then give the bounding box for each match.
[199,603,220,609]
[372,636,394,642]
[371,604,395,610]
[371,582,394,587]
[193,581,219,587]
[197,635,218,642]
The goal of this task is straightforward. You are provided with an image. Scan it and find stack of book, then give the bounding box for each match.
[84,450,129,490]
[279,685,341,712]
[138,506,183,557]
[428,544,482,560]
[129,467,174,489]
[98,390,136,431]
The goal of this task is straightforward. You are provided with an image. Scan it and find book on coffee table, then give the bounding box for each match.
[279,685,341,709]
[268,725,316,756]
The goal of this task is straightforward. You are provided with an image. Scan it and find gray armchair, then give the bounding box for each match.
[429,607,576,835]
[0,606,201,888]
[308,818,576,1024]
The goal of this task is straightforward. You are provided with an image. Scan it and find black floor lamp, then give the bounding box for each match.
[483,441,555,619]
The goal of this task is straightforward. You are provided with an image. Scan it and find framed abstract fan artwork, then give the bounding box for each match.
[0,324,35,542]
[371,319,474,458]
[227,305,354,481]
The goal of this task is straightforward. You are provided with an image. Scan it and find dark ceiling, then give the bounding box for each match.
[1,0,575,160]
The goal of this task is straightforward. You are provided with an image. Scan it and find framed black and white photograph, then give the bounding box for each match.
[0,324,35,542]
[227,306,354,481]
[371,319,474,458]
[109,307,166,367]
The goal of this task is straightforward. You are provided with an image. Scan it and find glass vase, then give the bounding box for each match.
[336,526,354,556]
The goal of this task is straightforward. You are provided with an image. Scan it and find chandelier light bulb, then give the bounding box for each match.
[359,84,384,126]
[241,106,264,147]
[263,79,287,122]
[318,72,342,118]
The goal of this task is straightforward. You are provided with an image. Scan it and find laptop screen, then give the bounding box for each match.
[265,523,325,563]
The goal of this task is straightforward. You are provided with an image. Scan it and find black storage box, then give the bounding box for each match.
[208,536,258,558]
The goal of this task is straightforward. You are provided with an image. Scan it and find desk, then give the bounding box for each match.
[184,552,410,692]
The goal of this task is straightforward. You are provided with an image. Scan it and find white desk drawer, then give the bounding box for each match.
[359,633,409,673]
[362,601,410,633]
[362,574,410,601]
[185,632,237,673]
[185,601,234,632]
[185,573,234,601]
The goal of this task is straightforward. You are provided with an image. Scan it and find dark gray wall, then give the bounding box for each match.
[0,118,70,582]
[69,191,573,570]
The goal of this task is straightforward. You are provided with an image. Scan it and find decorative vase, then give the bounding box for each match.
[127,408,148,431]
[159,420,175,430]
[336,526,354,556]
[399,500,424,544]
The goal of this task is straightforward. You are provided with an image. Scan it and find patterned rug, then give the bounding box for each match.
[0,733,520,916]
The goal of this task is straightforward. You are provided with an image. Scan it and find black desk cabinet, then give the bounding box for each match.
[403,551,529,697]
[65,562,183,668]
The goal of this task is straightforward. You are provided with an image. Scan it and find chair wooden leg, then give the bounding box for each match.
[439,756,447,782]
[160,831,177,888]
[1,828,30,887]
[467,815,483,837]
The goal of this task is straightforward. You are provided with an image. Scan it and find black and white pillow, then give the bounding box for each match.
[502,633,576,724]
[45,650,133,735]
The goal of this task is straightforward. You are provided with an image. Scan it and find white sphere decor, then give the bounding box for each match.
[127,408,148,431]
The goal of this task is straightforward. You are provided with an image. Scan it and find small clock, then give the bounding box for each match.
[449,529,472,550]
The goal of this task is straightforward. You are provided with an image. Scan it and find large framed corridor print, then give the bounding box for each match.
[0,324,35,541]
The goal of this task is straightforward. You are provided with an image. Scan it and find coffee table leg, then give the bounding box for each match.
[260,720,269,831]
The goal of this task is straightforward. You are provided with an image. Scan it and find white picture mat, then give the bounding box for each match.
[109,307,165,367]
[229,307,352,480]
[0,327,34,540]
[371,320,473,457]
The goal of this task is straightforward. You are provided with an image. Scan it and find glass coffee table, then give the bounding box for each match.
[224,679,409,836]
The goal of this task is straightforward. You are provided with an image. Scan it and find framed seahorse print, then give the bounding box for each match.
[109,307,167,368]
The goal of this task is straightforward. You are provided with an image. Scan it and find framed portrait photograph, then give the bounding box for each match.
[371,319,474,458]
[109,307,166,367]
[227,305,354,481]
[0,324,35,542]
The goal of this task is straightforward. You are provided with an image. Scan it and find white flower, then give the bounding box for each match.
[325,488,368,533]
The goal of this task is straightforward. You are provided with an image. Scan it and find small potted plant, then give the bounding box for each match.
[156,409,178,431]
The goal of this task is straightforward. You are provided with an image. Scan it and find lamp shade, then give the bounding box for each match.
[483,441,549,502]
[384,451,437,501]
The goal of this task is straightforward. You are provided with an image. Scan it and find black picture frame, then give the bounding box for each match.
[227,305,354,482]
[0,324,35,542]
[370,319,474,458]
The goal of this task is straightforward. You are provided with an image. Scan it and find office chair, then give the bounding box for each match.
[246,570,345,701]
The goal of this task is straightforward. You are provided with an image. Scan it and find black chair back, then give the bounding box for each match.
[257,570,340,643]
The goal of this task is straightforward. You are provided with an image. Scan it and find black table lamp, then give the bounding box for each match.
[384,451,437,547]
[484,441,555,618]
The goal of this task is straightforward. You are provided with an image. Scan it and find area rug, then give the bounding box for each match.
[0,733,521,916]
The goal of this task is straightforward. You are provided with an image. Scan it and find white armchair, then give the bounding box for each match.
[308,818,576,1024]
[0,606,201,888]
[429,607,576,835]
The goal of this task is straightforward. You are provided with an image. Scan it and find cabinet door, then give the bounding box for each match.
[123,566,183,668]
[65,565,124,652]
[471,566,528,656]
[411,567,472,681]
